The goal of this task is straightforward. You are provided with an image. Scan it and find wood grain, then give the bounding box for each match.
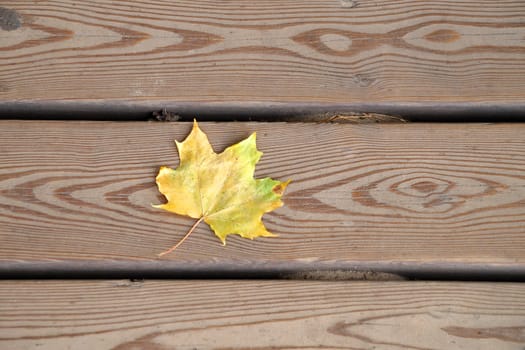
[1,280,525,349]
[1,0,525,110]
[0,121,524,274]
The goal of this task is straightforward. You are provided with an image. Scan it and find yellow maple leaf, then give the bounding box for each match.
[154,120,290,256]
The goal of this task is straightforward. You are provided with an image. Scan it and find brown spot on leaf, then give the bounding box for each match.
[272,184,284,195]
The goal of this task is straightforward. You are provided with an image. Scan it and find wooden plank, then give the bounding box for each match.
[1,0,525,115]
[0,121,524,276]
[1,280,524,349]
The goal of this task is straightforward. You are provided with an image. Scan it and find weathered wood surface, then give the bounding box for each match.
[0,121,524,274]
[1,0,525,113]
[1,280,524,349]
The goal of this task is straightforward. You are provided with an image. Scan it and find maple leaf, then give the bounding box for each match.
[154,120,290,256]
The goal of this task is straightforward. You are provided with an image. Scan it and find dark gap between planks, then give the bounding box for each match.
[0,101,524,122]
[1,261,524,282]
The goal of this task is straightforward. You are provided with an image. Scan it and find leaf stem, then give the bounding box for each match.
[158,217,205,257]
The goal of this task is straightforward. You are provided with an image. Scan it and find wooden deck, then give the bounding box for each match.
[0,121,524,277]
[1,121,524,348]
[2,281,525,349]
[1,0,525,349]
[1,0,525,118]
